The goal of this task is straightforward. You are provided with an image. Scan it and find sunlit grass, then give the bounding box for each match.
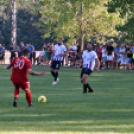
[0,65,134,134]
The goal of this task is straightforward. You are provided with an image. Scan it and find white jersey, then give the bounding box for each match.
[82,50,98,71]
[52,44,66,61]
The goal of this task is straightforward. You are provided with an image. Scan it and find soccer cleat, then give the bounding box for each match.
[29,104,33,107]
[13,102,17,107]
[83,89,87,94]
[52,81,57,85]
[56,78,60,82]
[88,89,94,93]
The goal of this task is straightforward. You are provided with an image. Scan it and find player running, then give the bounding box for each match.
[81,44,100,93]
[50,38,67,85]
[7,49,46,107]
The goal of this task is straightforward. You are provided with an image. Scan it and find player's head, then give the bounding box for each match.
[22,49,30,57]
[87,44,93,51]
[57,38,62,45]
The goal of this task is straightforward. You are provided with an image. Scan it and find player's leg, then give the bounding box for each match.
[12,80,21,107]
[80,69,93,93]
[22,82,32,107]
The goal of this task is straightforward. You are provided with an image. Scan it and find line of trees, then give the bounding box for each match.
[0,0,134,49]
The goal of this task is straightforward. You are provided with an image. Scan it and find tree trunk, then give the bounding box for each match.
[78,1,84,50]
[11,0,17,46]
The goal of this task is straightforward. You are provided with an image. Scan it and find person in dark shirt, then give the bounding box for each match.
[19,42,25,57]
[126,45,132,70]
[107,43,114,69]
[9,44,16,62]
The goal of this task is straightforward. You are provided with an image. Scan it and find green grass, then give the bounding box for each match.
[0,65,134,134]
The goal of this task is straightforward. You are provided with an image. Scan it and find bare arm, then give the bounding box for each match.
[7,64,12,70]
[95,58,100,72]
[27,69,46,76]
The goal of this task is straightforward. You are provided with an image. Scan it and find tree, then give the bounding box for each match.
[38,0,121,48]
[108,0,134,42]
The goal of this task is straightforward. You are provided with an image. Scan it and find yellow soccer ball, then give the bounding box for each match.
[38,96,47,103]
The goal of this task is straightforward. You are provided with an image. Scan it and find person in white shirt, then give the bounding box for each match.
[68,43,77,66]
[101,43,107,69]
[119,44,127,69]
[50,38,67,85]
[81,44,100,93]
[37,47,45,65]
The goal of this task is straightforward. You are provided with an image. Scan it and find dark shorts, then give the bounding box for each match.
[80,68,92,78]
[50,60,61,70]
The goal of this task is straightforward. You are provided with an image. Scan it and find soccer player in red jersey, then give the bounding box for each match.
[7,49,46,107]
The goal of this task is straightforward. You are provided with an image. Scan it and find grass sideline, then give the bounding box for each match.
[0,65,134,134]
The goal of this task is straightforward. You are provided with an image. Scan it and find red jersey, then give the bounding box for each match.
[96,48,102,58]
[11,57,32,82]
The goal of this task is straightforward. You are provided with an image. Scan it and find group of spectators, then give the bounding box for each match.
[37,42,82,68]
[96,43,134,70]
[9,42,36,64]
[1,41,134,70]
[0,44,5,64]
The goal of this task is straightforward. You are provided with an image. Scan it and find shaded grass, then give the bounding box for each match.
[0,65,134,134]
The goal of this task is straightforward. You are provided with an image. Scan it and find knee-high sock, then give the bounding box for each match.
[14,89,20,98]
[14,89,20,102]
[26,91,32,105]
[51,71,56,78]
[55,72,58,81]
[83,84,88,93]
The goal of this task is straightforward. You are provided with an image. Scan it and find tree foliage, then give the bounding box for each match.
[38,0,121,47]
[108,0,134,42]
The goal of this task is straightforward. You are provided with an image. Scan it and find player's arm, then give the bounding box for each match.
[6,64,12,70]
[27,69,46,76]
[95,58,100,72]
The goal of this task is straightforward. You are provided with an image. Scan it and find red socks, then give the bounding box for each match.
[26,91,32,105]
[14,89,20,98]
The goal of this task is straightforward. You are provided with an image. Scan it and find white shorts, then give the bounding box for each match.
[121,57,127,65]
[107,55,113,61]
[116,58,121,64]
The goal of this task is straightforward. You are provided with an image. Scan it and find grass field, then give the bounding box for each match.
[0,65,134,134]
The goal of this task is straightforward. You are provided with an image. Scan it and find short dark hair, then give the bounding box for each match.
[22,49,30,56]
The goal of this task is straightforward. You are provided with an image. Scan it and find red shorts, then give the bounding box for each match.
[11,78,30,91]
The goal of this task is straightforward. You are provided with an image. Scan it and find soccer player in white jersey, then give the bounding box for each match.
[81,44,100,93]
[50,38,67,85]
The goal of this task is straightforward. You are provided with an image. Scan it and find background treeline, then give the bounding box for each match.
[0,0,134,49]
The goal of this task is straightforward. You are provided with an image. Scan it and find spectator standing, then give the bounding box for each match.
[13,45,19,57]
[126,45,132,70]
[119,44,127,70]
[0,44,3,64]
[113,44,121,69]
[131,44,134,69]
[44,43,49,65]
[69,43,77,66]
[101,43,107,69]
[107,43,114,69]
[9,44,16,62]
[28,43,36,64]
[64,43,69,66]
[19,42,25,57]
[75,42,82,68]
[95,45,102,68]
[1,44,5,64]
[37,46,45,65]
